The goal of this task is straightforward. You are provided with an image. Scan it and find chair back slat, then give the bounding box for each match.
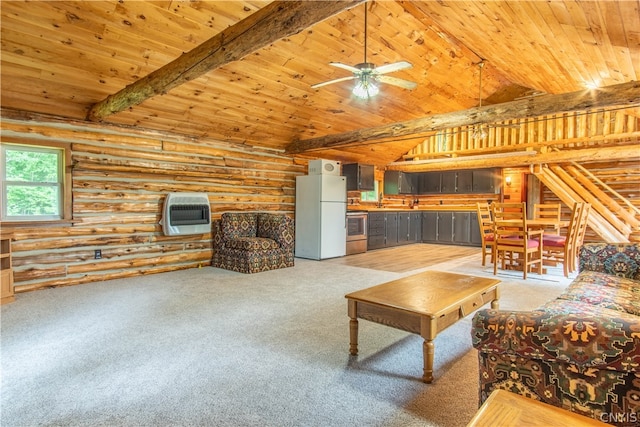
[491,202,543,279]
[534,203,562,234]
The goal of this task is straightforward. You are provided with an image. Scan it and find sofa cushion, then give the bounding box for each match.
[257,213,285,241]
[579,243,640,280]
[257,213,295,250]
[221,213,258,240]
[556,271,640,316]
[226,237,279,251]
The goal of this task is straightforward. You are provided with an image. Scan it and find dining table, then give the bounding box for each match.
[524,218,570,233]
[492,218,570,274]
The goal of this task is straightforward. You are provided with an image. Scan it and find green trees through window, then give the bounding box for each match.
[2,144,63,220]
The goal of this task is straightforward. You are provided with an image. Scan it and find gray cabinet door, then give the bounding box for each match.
[409,212,422,242]
[385,213,399,246]
[473,169,499,193]
[440,172,456,193]
[397,212,411,244]
[470,212,482,246]
[453,212,471,244]
[422,212,438,242]
[437,212,454,243]
[384,171,415,194]
[457,171,473,193]
[419,172,441,194]
[344,163,375,191]
[367,213,386,249]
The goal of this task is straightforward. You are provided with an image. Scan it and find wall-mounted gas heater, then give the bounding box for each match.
[160,193,211,236]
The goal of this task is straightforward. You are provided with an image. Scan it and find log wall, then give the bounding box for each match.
[1,113,305,292]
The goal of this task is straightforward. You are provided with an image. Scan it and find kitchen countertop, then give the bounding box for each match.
[350,205,477,212]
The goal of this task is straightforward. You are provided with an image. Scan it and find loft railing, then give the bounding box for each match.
[404,109,639,160]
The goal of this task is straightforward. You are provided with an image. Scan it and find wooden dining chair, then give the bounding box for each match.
[541,202,582,277]
[492,202,543,280]
[533,203,562,234]
[570,202,591,272]
[476,202,494,266]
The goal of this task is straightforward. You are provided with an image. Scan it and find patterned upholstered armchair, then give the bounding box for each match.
[472,243,640,426]
[212,212,294,274]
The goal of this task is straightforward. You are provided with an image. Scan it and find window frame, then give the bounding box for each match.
[1,140,72,224]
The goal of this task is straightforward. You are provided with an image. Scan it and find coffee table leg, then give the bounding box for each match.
[491,287,500,310]
[423,339,434,383]
[349,318,359,355]
[348,300,358,355]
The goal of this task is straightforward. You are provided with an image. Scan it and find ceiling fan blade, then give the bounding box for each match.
[376,75,417,90]
[311,75,356,89]
[374,61,413,75]
[328,62,361,73]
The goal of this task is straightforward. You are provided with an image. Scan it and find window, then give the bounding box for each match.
[360,181,379,202]
[1,142,69,222]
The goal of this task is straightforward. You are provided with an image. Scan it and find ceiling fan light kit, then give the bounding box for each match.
[312,2,417,99]
[352,75,379,99]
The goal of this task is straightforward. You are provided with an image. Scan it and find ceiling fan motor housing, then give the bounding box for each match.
[355,62,377,72]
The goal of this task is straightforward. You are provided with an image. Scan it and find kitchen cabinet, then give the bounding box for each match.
[367,211,422,250]
[437,212,454,243]
[416,168,500,195]
[453,212,472,244]
[472,169,499,193]
[470,212,482,245]
[440,172,457,193]
[409,212,422,243]
[422,212,438,242]
[397,212,410,245]
[422,211,481,246]
[384,171,416,194]
[367,212,386,250]
[418,172,441,194]
[344,163,375,191]
[369,211,480,250]
[385,212,399,245]
[457,171,473,193]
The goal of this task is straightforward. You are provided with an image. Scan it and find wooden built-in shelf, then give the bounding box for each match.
[1,234,15,305]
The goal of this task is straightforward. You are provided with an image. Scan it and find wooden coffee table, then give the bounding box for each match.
[467,389,609,426]
[345,270,500,383]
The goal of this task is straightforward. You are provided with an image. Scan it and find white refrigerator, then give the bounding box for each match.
[295,175,347,260]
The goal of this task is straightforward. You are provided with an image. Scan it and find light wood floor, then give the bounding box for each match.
[326,243,481,273]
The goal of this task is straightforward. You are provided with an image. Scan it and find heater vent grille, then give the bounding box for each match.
[160,193,211,236]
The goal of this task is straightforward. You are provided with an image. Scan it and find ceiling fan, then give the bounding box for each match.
[471,60,521,139]
[311,2,417,99]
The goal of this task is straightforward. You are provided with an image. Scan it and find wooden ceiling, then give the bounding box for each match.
[1,1,639,166]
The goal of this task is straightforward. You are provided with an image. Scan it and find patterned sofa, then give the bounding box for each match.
[212,212,294,274]
[472,243,640,426]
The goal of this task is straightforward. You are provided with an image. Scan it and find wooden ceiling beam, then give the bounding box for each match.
[285,80,640,154]
[385,145,640,173]
[86,0,364,122]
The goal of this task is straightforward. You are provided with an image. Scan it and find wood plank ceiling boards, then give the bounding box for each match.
[1,0,638,166]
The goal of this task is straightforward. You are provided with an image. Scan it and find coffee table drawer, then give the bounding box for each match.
[460,294,485,317]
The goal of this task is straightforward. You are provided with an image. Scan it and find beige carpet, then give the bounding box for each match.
[1,247,572,427]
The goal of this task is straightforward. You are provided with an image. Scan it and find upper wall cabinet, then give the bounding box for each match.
[384,171,417,194]
[344,163,375,191]
[417,172,441,194]
[416,168,500,194]
[472,169,500,193]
